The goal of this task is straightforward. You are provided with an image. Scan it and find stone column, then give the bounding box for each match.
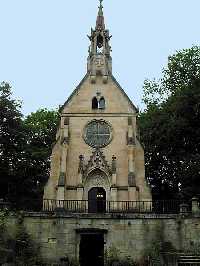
[192,197,200,215]
[111,155,117,211]
[111,155,117,186]
[77,186,84,212]
[76,155,84,211]
[179,203,189,215]
[127,117,137,201]
[56,118,69,204]
[128,186,137,202]
[128,147,135,183]
[110,187,118,211]
[90,37,97,81]
[78,155,84,185]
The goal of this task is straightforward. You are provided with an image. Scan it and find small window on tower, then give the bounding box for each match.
[99,97,105,109]
[97,34,104,49]
[92,97,98,109]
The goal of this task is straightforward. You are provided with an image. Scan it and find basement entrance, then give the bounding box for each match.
[79,233,104,266]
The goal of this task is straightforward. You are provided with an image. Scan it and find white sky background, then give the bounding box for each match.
[0,0,200,115]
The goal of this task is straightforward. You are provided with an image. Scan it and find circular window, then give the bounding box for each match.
[84,120,112,148]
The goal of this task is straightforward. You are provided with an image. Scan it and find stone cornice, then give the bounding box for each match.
[61,113,137,117]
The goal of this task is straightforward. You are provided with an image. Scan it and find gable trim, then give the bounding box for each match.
[60,74,89,112]
[111,75,139,113]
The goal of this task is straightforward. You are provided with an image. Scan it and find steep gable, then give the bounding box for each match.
[61,74,138,115]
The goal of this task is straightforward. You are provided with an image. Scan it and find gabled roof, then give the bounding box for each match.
[60,74,88,113]
[60,74,139,114]
[111,75,139,113]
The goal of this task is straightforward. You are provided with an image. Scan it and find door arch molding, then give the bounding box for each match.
[83,169,111,201]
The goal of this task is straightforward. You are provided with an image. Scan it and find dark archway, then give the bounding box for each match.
[88,187,106,213]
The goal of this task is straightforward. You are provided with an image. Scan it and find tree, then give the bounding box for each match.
[0,82,59,208]
[0,82,25,201]
[139,46,200,200]
[143,46,200,107]
[18,109,59,207]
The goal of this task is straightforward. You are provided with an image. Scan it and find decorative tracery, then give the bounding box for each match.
[84,120,112,148]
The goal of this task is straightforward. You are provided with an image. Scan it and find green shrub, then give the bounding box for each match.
[14,225,44,265]
[104,246,137,266]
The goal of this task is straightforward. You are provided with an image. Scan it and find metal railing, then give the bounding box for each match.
[0,198,192,214]
[0,200,11,210]
[42,199,190,214]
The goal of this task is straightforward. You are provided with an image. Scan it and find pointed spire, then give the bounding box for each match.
[96,0,105,30]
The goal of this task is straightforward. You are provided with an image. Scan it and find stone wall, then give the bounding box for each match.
[7,213,200,264]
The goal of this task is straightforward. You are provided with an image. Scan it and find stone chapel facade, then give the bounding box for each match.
[43,1,151,208]
[4,3,199,265]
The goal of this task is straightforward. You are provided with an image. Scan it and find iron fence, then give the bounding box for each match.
[0,200,11,210]
[42,199,191,214]
[0,198,192,214]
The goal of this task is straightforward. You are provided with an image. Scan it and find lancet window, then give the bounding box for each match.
[92,96,105,110]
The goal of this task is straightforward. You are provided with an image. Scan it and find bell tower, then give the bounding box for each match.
[87,0,112,83]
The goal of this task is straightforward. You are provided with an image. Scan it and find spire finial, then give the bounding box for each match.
[96,0,105,29]
[98,0,104,16]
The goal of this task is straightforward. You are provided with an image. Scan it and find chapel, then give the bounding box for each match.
[43,0,152,212]
[4,2,198,265]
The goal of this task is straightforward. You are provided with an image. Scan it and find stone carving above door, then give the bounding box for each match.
[83,149,112,179]
[83,168,111,201]
[89,173,106,187]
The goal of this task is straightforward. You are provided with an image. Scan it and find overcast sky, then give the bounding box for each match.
[0,0,200,115]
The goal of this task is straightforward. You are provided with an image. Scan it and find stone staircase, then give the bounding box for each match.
[178,254,200,265]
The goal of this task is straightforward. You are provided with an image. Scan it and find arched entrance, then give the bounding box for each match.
[88,187,106,213]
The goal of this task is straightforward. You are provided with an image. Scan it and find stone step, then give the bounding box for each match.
[179,260,200,262]
[178,255,200,265]
[179,255,200,258]
[179,258,200,260]
[179,259,200,261]
[178,262,200,266]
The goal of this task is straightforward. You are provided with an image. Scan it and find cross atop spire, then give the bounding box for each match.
[99,0,103,14]
[96,0,105,30]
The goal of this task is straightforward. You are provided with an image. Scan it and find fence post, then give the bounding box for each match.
[179,203,189,215]
[192,197,200,215]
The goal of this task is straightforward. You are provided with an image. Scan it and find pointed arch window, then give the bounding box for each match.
[92,97,98,109]
[99,97,105,109]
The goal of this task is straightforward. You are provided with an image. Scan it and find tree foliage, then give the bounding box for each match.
[19,109,59,207]
[0,82,25,200]
[143,46,200,107]
[139,46,200,200]
[0,211,44,265]
[0,82,59,207]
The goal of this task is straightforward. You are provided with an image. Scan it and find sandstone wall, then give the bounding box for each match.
[7,213,200,264]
